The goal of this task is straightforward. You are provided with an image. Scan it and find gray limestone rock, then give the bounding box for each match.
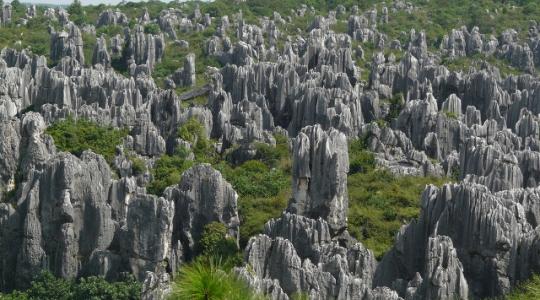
[238,213,377,300]
[124,25,165,73]
[288,125,349,233]
[1,3,12,26]
[16,151,114,285]
[96,9,129,27]
[375,182,540,298]
[121,193,174,280]
[164,164,240,260]
[92,35,111,67]
[50,22,85,65]
[171,53,196,88]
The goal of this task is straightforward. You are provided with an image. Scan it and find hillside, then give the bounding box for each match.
[0,0,540,299]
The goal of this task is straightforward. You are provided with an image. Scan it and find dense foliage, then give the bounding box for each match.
[0,271,141,300]
[46,118,128,164]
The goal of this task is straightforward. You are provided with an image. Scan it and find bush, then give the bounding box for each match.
[147,149,194,196]
[144,23,160,34]
[200,222,241,266]
[253,133,290,170]
[46,118,128,164]
[346,136,452,258]
[73,275,141,300]
[348,138,376,174]
[218,160,289,198]
[384,93,404,123]
[0,271,141,300]
[68,0,87,25]
[238,188,290,247]
[444,110,458,119]
[148,119,217,195]
[130,156,146,176]
[26,271,73,300]
[215,134,291,247]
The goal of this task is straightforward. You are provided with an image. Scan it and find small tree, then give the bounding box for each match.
[68,0,86,25]
[10,0,24,13]
[67,0,82,15]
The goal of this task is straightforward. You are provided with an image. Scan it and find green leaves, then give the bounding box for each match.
[147,151,194,196]
[170,257,263,300]
[0,271,141,300]
[200,222,242,267]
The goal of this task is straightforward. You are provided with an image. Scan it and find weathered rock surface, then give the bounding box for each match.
[50,22,85,65]
[92,35,111,67]
[96,9,129,27]
[237,213,378,300]
[288,125,349,233]
[164,164,240,261]
[2,2,540,300]
[171,53,196,88]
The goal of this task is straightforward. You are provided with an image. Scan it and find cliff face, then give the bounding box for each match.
[3,1,540,299]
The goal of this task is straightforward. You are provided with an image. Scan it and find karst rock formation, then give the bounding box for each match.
[2,1,540,299]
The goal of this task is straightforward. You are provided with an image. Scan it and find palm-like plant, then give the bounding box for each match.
[170,256,264,300]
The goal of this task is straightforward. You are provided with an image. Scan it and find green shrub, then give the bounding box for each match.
[347,136,451,258]
[253,133,290,170]
[384,93,404,123]
[148,119,217,195]
[26,271,73,300]
[130,156,146,176]
[200,222,241,266]
[238,188,290,247]
[0,271,141,300]
[178,118,222,164]
[46,118,128,164]
[444,110,458,120]
[218,160,289,198]
[218,134,291,247]
[147,149,194,196]
[67,0,87,25]
[72,275,141,300]
[144,24,161,35]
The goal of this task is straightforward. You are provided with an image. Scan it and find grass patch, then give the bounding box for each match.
[347,139,449,259]
[217,134,291,247]
[506,274,540,300]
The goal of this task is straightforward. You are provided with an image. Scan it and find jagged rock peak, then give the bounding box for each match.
[164,164,240,261]
[288,125,349,234]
